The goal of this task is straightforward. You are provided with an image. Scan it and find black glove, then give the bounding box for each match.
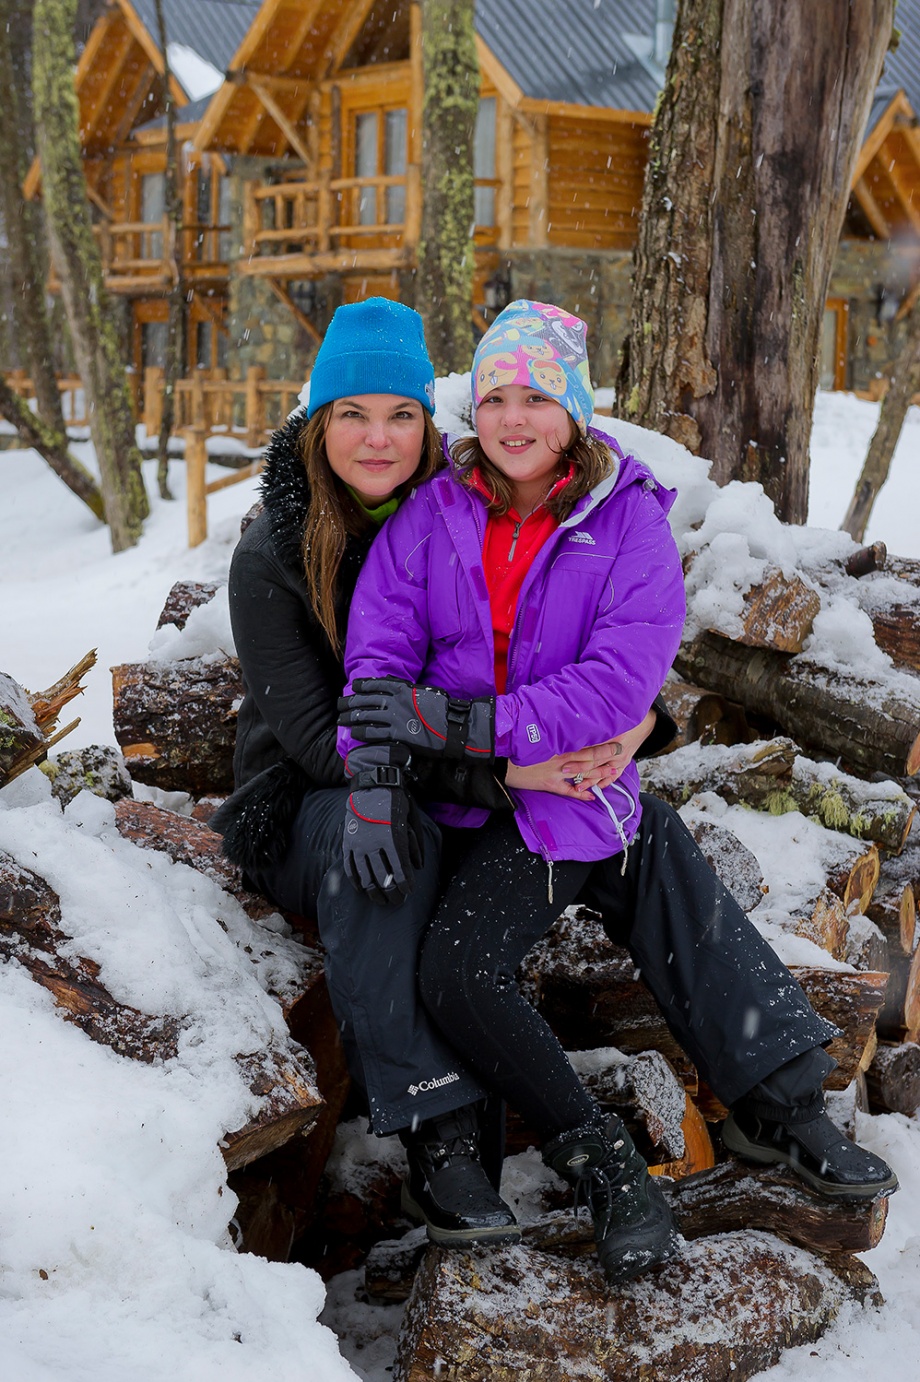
[339,677,495,761]
[343,743,424,906]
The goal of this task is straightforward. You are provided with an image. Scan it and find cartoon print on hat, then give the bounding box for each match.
[471,300,595,435]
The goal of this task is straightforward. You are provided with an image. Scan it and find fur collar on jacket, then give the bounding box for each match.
[257,406,312,573]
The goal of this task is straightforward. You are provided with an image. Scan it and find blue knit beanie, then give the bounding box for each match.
[307,297,436,418]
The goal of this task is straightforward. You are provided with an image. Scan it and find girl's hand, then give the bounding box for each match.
[504,708,658,798]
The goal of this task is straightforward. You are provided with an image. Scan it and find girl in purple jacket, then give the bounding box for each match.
[339,300,896,1283]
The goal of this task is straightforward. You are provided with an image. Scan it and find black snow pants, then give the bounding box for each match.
[418,796,838,1141]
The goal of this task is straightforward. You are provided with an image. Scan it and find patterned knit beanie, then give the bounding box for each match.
[307,297,436,418]
[471,300,595,435]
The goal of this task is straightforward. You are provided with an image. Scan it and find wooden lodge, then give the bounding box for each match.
[15,0,920,401]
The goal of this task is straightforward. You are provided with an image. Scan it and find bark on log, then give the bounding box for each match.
[658,678,754,751]
[642,737,914,852]
[0,848,322,1169]
[866,879,916,955]
[522,912,887,1091]
[394,1235,879,1382]
[156,579,223,631]
[112,656,242,795]
[714,567,821,654]
[675,631,920,777]
[865,1040,920,1116]
[0,653,96,787]
[114,799,276,921]
[876,947,920,1043]
[685,817,766,914]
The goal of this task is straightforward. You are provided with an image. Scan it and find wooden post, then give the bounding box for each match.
[529,113,549,248]
[185,428,208,548]
[404,0,423,258]
[317,173,332,254]
[190,372,206,430]
[245,365,266,447]
[496,97,515,251]
[143,366,164,440]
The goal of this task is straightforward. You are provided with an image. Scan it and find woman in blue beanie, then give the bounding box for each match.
[212,297,656,1251]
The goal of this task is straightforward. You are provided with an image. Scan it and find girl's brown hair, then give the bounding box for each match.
[299,402,443,651]
[450,423,614,522]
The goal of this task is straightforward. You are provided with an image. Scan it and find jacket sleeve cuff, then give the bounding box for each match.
[636,694,678,759]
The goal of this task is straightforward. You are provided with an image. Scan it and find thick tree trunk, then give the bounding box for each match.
[624,0,894,523]
[32,0,149,552]
[0,1,104,519]
[842,307,920,541]
[417,0,479,375]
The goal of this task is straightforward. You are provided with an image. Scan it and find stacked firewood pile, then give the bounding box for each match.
[4,532,918,1378]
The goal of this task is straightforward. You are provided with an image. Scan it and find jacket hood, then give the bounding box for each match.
[258,406,311,571]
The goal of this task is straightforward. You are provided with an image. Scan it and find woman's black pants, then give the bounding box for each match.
[252,789,836,1140]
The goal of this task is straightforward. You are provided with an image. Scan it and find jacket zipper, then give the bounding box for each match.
[507,519,523,561]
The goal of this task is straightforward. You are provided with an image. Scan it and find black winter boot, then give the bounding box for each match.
[721,1109,899,1201]
[400,1105,521,1247]
[542,1115,679,1284]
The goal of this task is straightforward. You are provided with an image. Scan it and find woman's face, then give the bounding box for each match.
[475,384,575,512]
[324,394,427,506]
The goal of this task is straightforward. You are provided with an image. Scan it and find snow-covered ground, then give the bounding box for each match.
[1,388,919,1380]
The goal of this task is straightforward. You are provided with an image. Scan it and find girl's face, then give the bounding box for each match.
[324,394,427,506]
[475,384,576,513]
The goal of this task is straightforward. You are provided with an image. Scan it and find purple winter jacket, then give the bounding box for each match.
[339,429,686,863]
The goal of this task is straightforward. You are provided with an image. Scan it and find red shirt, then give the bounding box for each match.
[470,466,574,693]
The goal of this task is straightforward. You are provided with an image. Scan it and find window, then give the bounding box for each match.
[474,97,497,229]
[141,319,167,369]
[193,167,233,262]
[352,106,408,227]
[141,172,165,261]
[820,299,848,391]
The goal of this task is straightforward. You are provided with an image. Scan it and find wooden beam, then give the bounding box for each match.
[238,247,408,277]
[112,68,160,147]
[529,114,549,248]
[266,278,322,345]
[84,180,114,220]
[474,34,524,110]
[885,154,920,237]
[326,0,379,77]
[192,83,238,153]
[855,176,892,240]
[496,96,515,250]
[227,0,288,73]
[78,21,136,148]
[895,276,920,323]
[852,91,906,185]
[246,76,312,165]
[404,1,423,254]
[116,0,187,102]
[519,98,653,126]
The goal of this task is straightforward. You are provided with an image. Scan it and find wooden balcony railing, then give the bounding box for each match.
[243,171,499,267]
[60,219,236,287]
[3,370,91,427]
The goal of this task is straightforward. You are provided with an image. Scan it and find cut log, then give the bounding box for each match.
[845,542,887,578]
[0,652,96,787]
[865,1039,920,1115]
[685,817,766,913]
[675,631,920,778]
[521,912,888,1091]
[725,566,821,654]
[642,737,914,852]
[792,886,850,962]
[866,878,916,955]
[394,1235,879,1382]
[156,579,223,630]
[111,655,243,795]
[659,678,754,750]
[0,848,322,1168]
[114,798,276,921]
[845,914,891,973]
[876,946,920,1042]
[567,1047,688,1161]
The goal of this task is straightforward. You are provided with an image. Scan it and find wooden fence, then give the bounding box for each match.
[142,367,305,546]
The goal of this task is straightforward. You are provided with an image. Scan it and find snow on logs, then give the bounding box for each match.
[0,846,323,1172]
[0,653,97,788]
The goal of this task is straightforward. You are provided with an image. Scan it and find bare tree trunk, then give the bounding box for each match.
[154,0,184,501]
[0,375,104,517]
[842,306,920,541]
[0,0,104,518]
[32,0,149,552]
[623,0,894,523]
[417,0,479,376]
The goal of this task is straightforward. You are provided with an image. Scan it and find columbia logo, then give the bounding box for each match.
[408,1072,460,1096]
[569,530,596,545]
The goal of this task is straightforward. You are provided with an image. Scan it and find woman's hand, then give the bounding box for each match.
[504,708,658,799]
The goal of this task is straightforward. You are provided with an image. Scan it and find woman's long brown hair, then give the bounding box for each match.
[298,403,443,652]
[450,426,614,521]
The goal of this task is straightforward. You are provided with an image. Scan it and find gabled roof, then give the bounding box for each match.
[882,0,920,118]
[128,0,260,77]
[476,0,662,113]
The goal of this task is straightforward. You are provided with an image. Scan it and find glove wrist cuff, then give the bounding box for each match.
[349,763,406,791]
